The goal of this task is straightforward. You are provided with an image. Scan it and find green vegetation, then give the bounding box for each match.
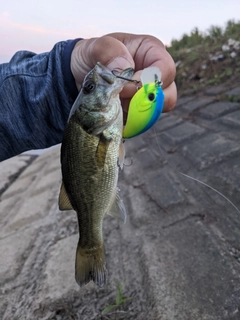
[167,20,240,93]
[102,281,132,315]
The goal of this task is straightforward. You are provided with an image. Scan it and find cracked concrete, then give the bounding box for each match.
[0,85,240,319]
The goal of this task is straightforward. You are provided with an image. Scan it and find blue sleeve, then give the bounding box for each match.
[0,39,82,161]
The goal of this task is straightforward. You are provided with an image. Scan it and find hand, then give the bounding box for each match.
[70,33,177,118]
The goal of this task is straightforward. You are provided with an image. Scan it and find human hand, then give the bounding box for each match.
[70,33,177,119]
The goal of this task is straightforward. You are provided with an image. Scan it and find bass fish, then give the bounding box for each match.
[59,62,134,287]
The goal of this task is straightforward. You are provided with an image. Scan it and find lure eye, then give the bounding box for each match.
[83,80,96,94]
[148,93,155,101]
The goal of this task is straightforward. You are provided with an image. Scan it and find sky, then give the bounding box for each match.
[0,0,239,63]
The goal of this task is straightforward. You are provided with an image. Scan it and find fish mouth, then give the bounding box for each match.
[119,67,135,80]
[96,62,134,85]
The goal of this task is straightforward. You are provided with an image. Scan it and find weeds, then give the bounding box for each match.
[102,281,131,315]
[166,20,240,94]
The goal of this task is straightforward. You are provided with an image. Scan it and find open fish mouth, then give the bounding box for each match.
[96,62,134,87]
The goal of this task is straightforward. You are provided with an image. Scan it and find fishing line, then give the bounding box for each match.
[153,126,240,214]
[112,69,141,86]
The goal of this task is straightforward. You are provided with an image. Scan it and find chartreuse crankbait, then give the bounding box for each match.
[123,66,164,139]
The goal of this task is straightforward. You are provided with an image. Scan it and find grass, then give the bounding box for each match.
[102,281,132,315]
[166,21,240,95]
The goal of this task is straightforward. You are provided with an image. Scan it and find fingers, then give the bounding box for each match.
[162,81,177,112]
[108,33,177,113]
[71,33,177,114]
[90,36,135,71]
[141,39,176,91]
[107,33,176,90]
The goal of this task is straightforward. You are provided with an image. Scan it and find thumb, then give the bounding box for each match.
[71,36,135,90]
[90,35,135,71]
[106,56,134,72]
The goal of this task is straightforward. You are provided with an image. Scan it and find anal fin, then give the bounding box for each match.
[107,188,127,223]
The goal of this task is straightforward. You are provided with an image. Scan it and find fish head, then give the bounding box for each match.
[79,62,134,112]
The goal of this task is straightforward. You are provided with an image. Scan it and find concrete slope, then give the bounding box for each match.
[0,86,240,320]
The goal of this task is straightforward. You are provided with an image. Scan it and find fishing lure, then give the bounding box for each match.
[123,66,164,139]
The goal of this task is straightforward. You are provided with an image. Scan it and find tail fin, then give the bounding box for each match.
[75,244,107,288]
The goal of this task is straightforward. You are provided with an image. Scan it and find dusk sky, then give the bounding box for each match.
[1,0,239,63]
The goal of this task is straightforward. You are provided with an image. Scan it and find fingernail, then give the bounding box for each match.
[107,57,133,71]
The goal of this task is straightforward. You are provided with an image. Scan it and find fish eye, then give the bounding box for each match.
[148,93,155,101]
[83,80,96,94]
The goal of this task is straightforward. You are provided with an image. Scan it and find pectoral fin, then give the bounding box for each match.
[107,188,127,223]
[96,134,111,169]
[58,182,73,211]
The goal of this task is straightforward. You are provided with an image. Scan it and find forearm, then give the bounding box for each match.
[0,39,81,161]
